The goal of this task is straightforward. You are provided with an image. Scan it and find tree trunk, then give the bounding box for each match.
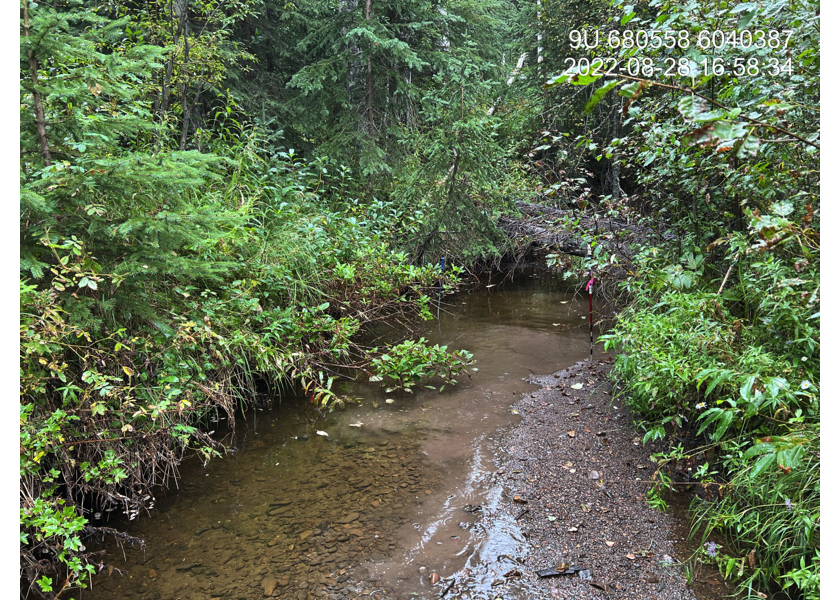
[610,97,623,199]
[365,0,374,136]
[159,0,189,139]
[179,19,191,150]
[22,2,52,166]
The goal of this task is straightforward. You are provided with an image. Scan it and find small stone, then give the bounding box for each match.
[262,577,278,597]
[336,512,360,524]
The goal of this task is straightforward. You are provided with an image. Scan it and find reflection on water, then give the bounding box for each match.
[83,268,601,599]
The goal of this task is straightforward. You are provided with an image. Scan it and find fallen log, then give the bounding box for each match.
[498,200,653,260]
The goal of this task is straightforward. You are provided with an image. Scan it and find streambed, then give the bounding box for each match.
[84,268,606,599]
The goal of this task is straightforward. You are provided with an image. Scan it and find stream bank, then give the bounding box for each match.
[476,359,730,600]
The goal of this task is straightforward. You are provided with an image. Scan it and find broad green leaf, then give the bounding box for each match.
[677,96,710,122]
[618,81,645,98]
[584,80,622,114]
[569,72,604,86]
[733,132,760,158]
[545,73,572,87]
[738,9,758,29]
[743,442,776,459]
[777,445,805,469]
[749,453,776,478]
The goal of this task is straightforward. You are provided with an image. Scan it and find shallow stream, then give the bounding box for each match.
[85,268,608,599]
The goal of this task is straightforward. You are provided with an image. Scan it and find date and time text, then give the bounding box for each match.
[562,29,795,78]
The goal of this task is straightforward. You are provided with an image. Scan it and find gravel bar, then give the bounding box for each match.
[490,359,700,600]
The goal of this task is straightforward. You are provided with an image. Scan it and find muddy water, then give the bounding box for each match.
[84,268,603,600]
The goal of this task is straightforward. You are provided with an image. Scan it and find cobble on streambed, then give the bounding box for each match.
[86,433,445,600]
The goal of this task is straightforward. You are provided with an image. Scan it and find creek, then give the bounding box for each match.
[84,267,607,600]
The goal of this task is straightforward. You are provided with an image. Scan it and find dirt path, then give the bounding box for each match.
[488,359,702,600]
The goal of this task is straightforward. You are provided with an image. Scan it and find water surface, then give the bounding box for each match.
[84,269,601,599]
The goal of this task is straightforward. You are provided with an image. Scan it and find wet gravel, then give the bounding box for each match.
[489,359,699,600]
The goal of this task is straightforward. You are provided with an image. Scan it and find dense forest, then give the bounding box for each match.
[20,0,819,598]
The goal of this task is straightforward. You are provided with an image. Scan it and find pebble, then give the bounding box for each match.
[262,577,277,597]
[336,512,360,524]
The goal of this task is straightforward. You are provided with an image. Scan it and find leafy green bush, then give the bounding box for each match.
[601,210,819,598]
[369,338,476,393]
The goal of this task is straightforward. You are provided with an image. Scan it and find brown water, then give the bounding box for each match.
[82,268,605,600]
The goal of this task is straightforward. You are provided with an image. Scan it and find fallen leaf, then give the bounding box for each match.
[626,553,636,560]
[547,516,556,521]
[567,430,576,438]
[605,541,615,547]
[513,495,528,504]
[571,383,584,390]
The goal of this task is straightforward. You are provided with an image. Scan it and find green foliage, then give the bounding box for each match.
[690,431,820,598]
[369,338,475,393]
[600,202,818,596]
[391,43,529,264]
[537,1,823,597]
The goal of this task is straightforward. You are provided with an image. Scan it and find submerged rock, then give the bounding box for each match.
[336,512,360,524]
[261,576,277,596]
